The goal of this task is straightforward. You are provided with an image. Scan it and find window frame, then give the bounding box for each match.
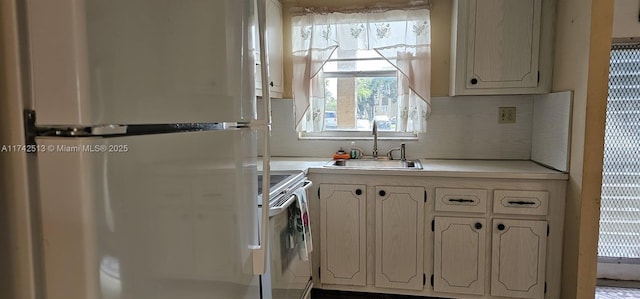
[298,57,418,140]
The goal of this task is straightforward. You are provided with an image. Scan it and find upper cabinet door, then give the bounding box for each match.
[255,0,283,98]
[266,0,284,96]
[450,0,551,96]
[467,0,541,89]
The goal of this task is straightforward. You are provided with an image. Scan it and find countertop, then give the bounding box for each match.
[265,157,568,180]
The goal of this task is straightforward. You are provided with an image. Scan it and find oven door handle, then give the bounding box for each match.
[302,179,313,190]
[268,180,313,217]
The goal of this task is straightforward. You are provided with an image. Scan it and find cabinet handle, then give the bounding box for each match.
[355,189,362,196]
[470,78,478,85]
[269,81,274,87]
[475,223,482,230]
[449,198,475,203]
[379,190,386,197]
[507,200,537,205]
[497,224,505,231]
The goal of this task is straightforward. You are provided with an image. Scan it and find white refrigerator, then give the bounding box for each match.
[25,0,273,298]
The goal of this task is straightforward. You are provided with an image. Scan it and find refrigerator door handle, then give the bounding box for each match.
[248,0,272,276]
[250,186,269,275]
[250,127,270,275]
[255,0,272,127]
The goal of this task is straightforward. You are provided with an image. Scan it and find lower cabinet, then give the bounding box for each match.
[491,219,547,299]
[375,186,425,290]
[433,217,486,295]
[319,183,425,290]
[319,184,367,286]
[315,175,564,299]
[433,217,547,298]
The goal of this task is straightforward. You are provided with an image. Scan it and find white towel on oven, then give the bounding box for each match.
[294,188,313,260]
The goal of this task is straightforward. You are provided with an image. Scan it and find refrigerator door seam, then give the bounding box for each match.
[26,110,259,142]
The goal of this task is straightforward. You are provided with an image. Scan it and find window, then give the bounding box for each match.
[321,50,398,132]
[291,6,431,139]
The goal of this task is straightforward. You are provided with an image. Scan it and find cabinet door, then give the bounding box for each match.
[491,219,547,299]
[320,184,367,286]
[266,0,283,96]
[466,0,541,89]
[375,186,425,290]
[255,0,283,98]
[434,217,486,295]
[451,0,544,95]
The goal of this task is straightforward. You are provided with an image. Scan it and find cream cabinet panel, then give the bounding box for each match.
[434,217,486,295]
[266,0,283,96]
[374,186,425,290]
[491,219,547,299]
[435,187,488,213]
[320,184,367,286]
[450,0,551,95]
[255,0,283,98]
[467,0,541,88]
[493,190,549,216]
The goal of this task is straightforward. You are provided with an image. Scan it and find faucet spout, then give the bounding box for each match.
[372,120,378,157]
[386,143,406,161]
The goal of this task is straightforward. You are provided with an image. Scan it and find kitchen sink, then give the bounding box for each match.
[324,159,423,170]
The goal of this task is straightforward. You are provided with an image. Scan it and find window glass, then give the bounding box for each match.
[322,74,398,132]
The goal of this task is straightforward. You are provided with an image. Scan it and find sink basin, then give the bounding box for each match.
[324,159,423,170]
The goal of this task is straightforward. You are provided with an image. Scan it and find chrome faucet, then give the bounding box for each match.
[387,143,406,161]
[372,120,378,158]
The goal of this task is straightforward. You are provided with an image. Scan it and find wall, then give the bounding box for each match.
[275,0,542,160]
[281,0,452,98]
[612,0,640,38]
[552,0,613,298]
[269,96,535,159]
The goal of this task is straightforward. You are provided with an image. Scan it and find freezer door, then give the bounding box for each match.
[36,130,260,299]
[28,0,256,126]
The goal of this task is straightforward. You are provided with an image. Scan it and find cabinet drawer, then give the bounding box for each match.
[493,190,549,216]
[435,188,487,213]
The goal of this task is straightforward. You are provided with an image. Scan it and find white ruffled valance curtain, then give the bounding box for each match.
[292,7,431,133]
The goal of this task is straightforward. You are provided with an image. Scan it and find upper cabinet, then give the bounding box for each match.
[450,0,555,95]
[255,0,284,98]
